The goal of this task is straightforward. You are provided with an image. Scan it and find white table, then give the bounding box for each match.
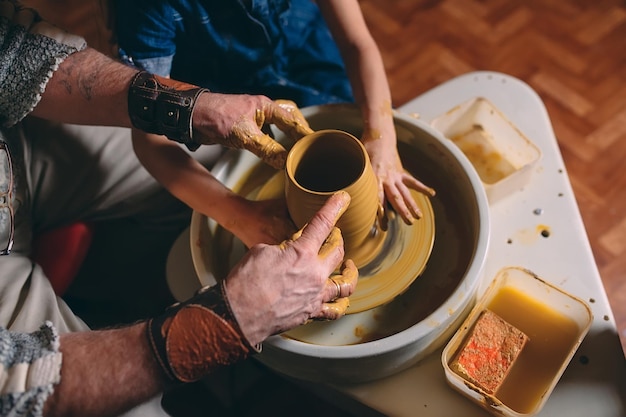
[167,71,626,416]
[299,71,625,417]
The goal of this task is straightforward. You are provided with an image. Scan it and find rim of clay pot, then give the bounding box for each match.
[285,129,368,195]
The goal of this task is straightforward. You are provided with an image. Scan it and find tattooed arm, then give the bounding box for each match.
[30,45,311,168]
[30,47,137,128]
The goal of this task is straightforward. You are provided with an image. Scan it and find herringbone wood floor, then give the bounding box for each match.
[23,0,626,415]
[357,0,626,354]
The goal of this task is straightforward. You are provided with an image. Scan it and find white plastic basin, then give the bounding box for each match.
[190,104,490,383]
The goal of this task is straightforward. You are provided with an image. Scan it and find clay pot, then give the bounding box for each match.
[285,129,385,267]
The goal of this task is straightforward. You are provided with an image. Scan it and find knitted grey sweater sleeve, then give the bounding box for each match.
[0,0,86,127]
[0,322,62,417]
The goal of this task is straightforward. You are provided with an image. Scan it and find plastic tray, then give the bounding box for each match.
[431,97,542,204]
[441,267,593,416]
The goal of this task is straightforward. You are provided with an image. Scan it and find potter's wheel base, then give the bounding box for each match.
[211,169,435,314]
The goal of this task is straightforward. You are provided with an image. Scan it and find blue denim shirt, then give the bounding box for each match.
[114,0,354,107]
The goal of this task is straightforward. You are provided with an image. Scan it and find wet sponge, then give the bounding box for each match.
[450,309,529,394]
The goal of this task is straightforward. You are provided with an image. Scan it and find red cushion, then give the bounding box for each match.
[32,222,95,296]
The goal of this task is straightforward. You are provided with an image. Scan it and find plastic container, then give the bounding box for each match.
[441,267,593,416]
[431,97,542,204]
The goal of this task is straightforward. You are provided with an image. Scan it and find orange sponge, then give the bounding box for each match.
[450,309,529,394]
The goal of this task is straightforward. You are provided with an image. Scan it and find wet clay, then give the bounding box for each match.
[285,130,388,268]
[205,117,478,346]
[228,99,314,169]
[229,118,288,169]
[283,139,476,344]
[208,139,441,321]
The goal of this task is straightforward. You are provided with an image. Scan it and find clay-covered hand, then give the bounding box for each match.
[224,191,359,346]
[145,191,357,383]
[192,93,313,169]
[362,129,435,226]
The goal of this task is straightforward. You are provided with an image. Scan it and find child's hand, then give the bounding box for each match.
[228,197,298,248]
[363,130,435,226]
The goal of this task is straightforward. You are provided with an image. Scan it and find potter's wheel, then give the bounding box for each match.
[190,104,489,382]
[194,162,435,338]
[193,126,435,313]
[254,170,435,314]
[199,166,434,315]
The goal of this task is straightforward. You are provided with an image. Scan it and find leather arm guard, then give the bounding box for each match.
[147,281,261,384]
[127,71,208,151]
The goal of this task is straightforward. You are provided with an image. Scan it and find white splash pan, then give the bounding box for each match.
[190,104,490,384]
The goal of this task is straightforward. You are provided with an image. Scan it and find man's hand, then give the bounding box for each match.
[224,191,358,346]
[193,93,313,169]
[126,73,313,168]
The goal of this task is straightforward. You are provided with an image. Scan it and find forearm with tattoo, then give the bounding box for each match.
[31,47,138,128]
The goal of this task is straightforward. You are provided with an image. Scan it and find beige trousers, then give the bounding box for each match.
[0,117,223,416]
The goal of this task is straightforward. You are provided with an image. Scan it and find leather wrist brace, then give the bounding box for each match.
[147,281,261,384]
[128,71,208,151]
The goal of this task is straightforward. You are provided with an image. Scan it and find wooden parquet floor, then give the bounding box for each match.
[357,0,626,355]
[22,0,626,415]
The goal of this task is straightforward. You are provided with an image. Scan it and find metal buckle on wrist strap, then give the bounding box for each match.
[128,71,208,151]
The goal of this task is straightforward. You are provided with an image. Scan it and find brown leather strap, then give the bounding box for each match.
[147,281,260,383]
[128,71,208,151]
